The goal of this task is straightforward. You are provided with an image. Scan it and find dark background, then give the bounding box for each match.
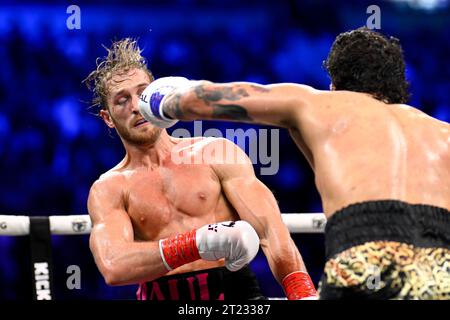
[0,0,449,299]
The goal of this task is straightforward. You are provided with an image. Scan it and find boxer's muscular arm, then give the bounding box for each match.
[89,174,261,286]
[163,81,318,129]
[210,139,308,283]
[88,177,168,286]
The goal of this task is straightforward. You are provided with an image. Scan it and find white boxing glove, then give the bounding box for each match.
[138,76,191,128]
[159,220,260,272]
[196,221,260,272]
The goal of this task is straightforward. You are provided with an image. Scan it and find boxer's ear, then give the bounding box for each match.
[100,108,115,128]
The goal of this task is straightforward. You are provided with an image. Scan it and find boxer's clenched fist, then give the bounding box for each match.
[159,220,260,272]
[138,76,191,128]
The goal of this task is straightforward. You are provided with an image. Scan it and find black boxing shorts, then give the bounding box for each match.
[318,200,450,299]
[137,265,267,300]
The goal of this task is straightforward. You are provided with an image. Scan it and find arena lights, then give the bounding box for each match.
[389,0,448,10]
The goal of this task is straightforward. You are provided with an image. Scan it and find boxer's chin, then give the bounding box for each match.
[117,124,163,146]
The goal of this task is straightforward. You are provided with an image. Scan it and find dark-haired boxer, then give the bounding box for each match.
[85,38,317,301]
[140,27,450,299]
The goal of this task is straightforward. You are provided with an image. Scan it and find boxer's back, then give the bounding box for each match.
[295,91,450,217]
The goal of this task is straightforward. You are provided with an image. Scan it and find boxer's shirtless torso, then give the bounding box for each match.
[97,137,239,275]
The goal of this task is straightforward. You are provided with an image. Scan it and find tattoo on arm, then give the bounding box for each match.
[212,104,252,121]
[194,84,271,121]
[194,85,250,103]
[163,92,184,119]
[163,83,269,121]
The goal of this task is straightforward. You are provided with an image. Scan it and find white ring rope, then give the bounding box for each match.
[0,213,326,236]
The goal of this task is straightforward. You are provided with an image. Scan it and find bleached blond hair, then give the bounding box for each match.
[84,38,153,112]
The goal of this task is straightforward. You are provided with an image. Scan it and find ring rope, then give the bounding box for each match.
[0,213,326,236]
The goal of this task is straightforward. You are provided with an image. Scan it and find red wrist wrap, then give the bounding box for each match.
[160,229,201,270]
[282,271,317,300]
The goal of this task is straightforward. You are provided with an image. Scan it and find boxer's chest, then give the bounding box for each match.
[125,164,222,239]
